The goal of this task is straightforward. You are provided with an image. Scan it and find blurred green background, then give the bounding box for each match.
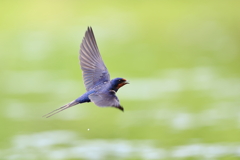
[1,1,240,159]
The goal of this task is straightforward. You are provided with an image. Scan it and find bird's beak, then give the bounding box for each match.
[124,80,130,84]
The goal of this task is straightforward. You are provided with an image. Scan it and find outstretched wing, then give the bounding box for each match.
[89,92,124,111]
[80,27,110,91]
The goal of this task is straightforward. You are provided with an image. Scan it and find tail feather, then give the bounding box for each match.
[43,100,79,118]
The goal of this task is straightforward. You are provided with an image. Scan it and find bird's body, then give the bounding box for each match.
[43,27,128,118]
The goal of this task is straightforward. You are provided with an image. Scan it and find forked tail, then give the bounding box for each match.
[43,100,80,118]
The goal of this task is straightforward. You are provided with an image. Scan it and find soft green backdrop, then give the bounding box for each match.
[1,1,240,159]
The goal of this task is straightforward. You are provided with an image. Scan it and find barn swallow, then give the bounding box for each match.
[43,27,129,118]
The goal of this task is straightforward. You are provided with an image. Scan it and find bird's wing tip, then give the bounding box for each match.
[117,105,124,112]
[87,26,92,31]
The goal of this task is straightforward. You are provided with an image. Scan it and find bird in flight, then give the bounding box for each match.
[43,27,129,118]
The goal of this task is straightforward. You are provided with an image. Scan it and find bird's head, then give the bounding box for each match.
[110,78,129,91]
